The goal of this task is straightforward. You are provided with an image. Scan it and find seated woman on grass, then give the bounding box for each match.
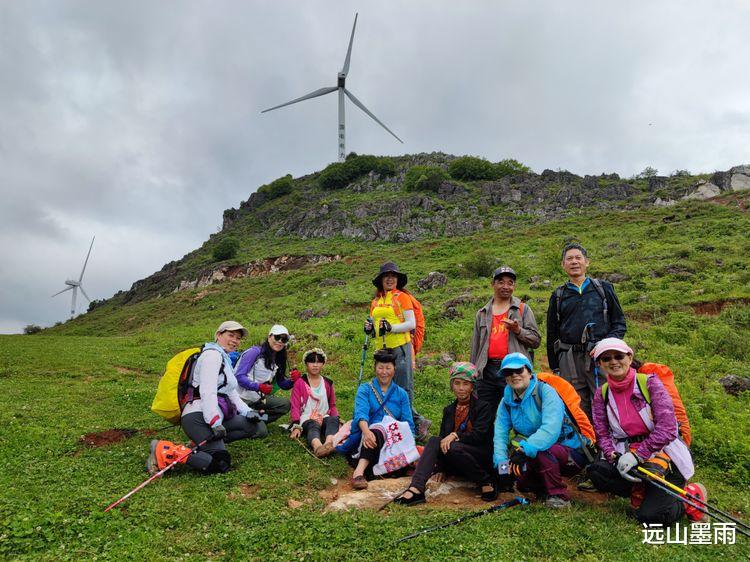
[494,353,588,508]
[289,348,340,458]
[394,362,497,506]
[588,338,706,525]
[336,348,417,490]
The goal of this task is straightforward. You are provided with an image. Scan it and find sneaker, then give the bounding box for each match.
[576,477,597,492]
[684,482,709,523]
[146,439,159,475]
[416,418,432,442]
[544,495,571,509]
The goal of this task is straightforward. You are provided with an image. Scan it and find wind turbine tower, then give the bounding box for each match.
[52,236,95,319]
[262,13,403,162]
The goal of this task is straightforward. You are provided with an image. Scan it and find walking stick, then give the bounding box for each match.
[104,438,209,512]
[293,437,330,466]
[357,331,370,385]
[636,467,750,535]
[395,496,529,543]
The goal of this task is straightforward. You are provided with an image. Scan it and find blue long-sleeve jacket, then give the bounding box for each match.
[493,375,582,468]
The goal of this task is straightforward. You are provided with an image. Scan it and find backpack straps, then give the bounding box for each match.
[601,373,651,404]
[590,278,609,328]
[554,286,565,325]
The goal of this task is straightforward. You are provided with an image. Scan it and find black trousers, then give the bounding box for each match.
[588,459,686,525]
[409,436,494,492]
[302,416,340,448]
[476,360,505,417]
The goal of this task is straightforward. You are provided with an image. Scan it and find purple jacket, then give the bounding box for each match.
[234,345,293,392]
[592,371,677,461]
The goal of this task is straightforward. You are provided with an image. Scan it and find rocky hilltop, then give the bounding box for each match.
[109,154,750,305]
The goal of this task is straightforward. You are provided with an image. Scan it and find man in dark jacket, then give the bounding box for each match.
[546,243,626,421]
[393,362,497,505]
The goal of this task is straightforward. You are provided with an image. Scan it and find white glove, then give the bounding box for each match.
[617,451,642,482]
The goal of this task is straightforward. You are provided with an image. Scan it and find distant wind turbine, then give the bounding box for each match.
[52,236,95,319]
[261,13,403,162]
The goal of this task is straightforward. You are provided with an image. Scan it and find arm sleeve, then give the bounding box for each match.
[197,350,223,427]
[390,309,416,333]
[399,389,416,434]
[604,283,627,339]
[228,389,250,418]
[327,380,339,418]
[469,310,482,365]
[519,385,564,458]
[457,401,492,447]
[235,347,261,391]
[493,400,511,468]
[546,292,560,371]
[352,384,371,427]
[592,388,616,460]
[635,376,678,460]
[289,379,306,424]
[516,303,541,349]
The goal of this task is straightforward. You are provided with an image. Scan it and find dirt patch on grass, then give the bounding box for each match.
[114,366,146,376]
[229,483,260,500]
[79,428,139,447]
[321,476,608,512]
[691,298,750,316]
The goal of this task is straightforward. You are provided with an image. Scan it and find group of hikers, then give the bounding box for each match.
[146,242,707,528]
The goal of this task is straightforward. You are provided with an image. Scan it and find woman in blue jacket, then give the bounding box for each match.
[494,353,587,508]
[338,348,415,490]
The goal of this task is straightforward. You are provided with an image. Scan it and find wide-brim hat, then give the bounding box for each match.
[215,320,248,339]
[372,261,407,289]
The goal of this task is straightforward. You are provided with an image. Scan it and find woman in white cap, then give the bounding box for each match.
[235,324,301,422]
[147,321,268,475]
[588,337,706,525]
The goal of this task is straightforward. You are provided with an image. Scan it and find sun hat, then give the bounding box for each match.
[372,261,407,289]
[591,337,633,361]
[215,320,248,339]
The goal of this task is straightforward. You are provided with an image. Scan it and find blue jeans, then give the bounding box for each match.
[393,342,424,424]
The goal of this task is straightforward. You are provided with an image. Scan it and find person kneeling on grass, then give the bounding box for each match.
[336,348,417,490]
[394,362,497,506]
[588,338,707,525]
[494,353,588,508]
[289,348,340,458]
[147,321,268,475]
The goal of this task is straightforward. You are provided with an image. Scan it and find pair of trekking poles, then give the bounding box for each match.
[357,316,388,384]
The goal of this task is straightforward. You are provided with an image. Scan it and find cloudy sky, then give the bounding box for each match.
[1,1,748,333]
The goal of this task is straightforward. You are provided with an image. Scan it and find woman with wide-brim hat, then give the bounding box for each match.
[364,261,431,440]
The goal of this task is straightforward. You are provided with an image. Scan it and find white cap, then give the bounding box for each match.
[268,324,289,336]
[215,320,248,339]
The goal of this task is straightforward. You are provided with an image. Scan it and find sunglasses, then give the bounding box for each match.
[271,334,289,344]
[502,367,526,377]
[598,352,627,362]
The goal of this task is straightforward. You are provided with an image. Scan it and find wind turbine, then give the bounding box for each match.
[52,236,95,319]
[262,13,403,162]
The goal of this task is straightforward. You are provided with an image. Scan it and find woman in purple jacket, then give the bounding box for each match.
[289,348,339,458]
[588,338,706,525]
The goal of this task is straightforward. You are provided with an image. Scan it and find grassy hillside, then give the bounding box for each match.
[1,196,749,559]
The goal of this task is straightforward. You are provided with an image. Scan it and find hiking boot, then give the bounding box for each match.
[416,418,432,443]
[684,482,709,523]
[146,439,191,475]
[576,476,597,492]
[146,439,160,475]
[630,483,646,510]
[544,495,571,509]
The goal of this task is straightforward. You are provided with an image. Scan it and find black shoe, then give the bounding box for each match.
[481,483,498,502]
[393,489,426,506]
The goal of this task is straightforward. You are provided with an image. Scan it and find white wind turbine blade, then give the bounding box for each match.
[78,236,95,282]
[341,13,358,77]
[261,87,338,113]
[52,286,73,298]
[344,88,403,143]
[79,286,91,302]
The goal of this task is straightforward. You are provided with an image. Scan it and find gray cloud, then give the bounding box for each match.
[1,0,749,332]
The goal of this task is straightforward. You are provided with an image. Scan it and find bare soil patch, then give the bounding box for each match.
[691,298,750,316]
[79,428,139,448]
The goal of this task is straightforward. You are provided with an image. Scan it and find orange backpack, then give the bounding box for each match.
[371,289,426,354]
[536,372,597,446]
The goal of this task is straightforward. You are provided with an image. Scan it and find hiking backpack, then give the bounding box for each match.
[150,346,225,424]
[505,373,597,462]
[600,363,691,446]
[372,289,426,354]
[554,277,609,327]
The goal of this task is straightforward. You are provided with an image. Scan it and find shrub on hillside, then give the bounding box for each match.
[404,165,449,192]
[213,236,240,261]
[318,155,396,189]
[24,324,42,335]
[448,156,496,181]
[87,299,106,313]
[462,250,497,278]
[257,174,294,200]
[495,158,531,177]
[635,166,659,179]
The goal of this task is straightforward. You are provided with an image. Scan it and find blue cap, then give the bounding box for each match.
[500,352,533,373]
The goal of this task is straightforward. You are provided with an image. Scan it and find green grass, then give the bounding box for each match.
[2,199,749,559]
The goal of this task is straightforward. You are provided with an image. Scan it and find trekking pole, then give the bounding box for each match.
[636,467,750,533]
[357,330,370,385]
[293,437,330,466]
[104,438,209,513]
[395,496,529,543]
